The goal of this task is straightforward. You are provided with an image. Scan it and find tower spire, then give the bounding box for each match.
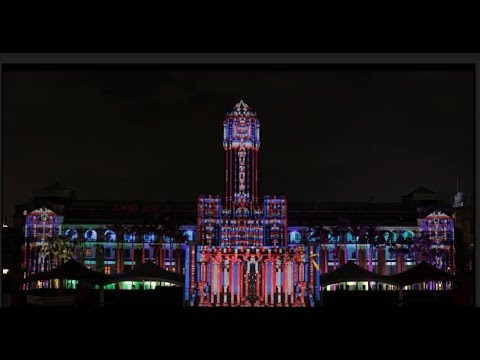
[223,101,260,212]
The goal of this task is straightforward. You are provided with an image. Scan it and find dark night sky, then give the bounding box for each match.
[2,68,474,218]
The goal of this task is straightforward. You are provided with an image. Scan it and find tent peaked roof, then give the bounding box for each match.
[105,261,185,286]
[23,259,107,284]
[390,261,458,287]
[43,182,69,191]
[406,186,436,196]
[320,261,399,287]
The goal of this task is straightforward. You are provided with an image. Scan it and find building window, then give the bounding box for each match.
[104,267,111,275]
[65,228,78,240]
[124,249,131,259]
[402,230,414,240]
[144,233,155,242]
[124,233,134,242]
[104,230,116,242]
[85,229,97,241]
[144,249,150,259]
[346,232,354,243]
[85,248,92,257]
[183,230,195,241]
[104,248,112,258]
[289,231,301,243]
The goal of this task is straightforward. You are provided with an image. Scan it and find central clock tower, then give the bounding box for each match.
[223,100,261,216]
[190,101,306,308]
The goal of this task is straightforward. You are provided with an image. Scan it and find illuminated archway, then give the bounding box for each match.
[183,230,195,241]
[104,230,116,242]
[84,229,97,241]
[289,231,301,243]
[65,228,78,240]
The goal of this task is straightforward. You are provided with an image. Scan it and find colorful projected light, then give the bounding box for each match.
[187,101,309,307]
[24,208,61,278]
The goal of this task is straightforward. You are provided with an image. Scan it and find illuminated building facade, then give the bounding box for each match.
[18,103,456,298]
[21,201,192,290]
[186,101,308,307]
[23,208,61,277]
[185,101,456,306]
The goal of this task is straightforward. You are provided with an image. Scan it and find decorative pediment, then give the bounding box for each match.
[425,211,451,219]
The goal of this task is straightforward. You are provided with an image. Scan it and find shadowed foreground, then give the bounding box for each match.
[3,286,474,308]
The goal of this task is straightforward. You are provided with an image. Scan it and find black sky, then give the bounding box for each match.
[2,68,474,217]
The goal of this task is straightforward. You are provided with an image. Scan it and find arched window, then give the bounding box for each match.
[392,232,398,242]
[65,228,78,240]
[327,232,334,243]
[84,229,97,241]
[289,231,301,243]
[144,233,155,242]
[183,230,195,241]
[104,230,116,242]
[402,230,415,240]
[346,232,354,243]
[235,207,250,218]
[124,232,134,242]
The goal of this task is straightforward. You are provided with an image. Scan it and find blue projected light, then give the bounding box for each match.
[85,229,97,241]
[267,262,271,295]
[184,230,195,241]
[144,233,155,242]
[346,232,353,242]
[233,262,238,295]
[104,230,116,242]
[289,231,301,243]
[65,228,78,240]
[185,248,190,302]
